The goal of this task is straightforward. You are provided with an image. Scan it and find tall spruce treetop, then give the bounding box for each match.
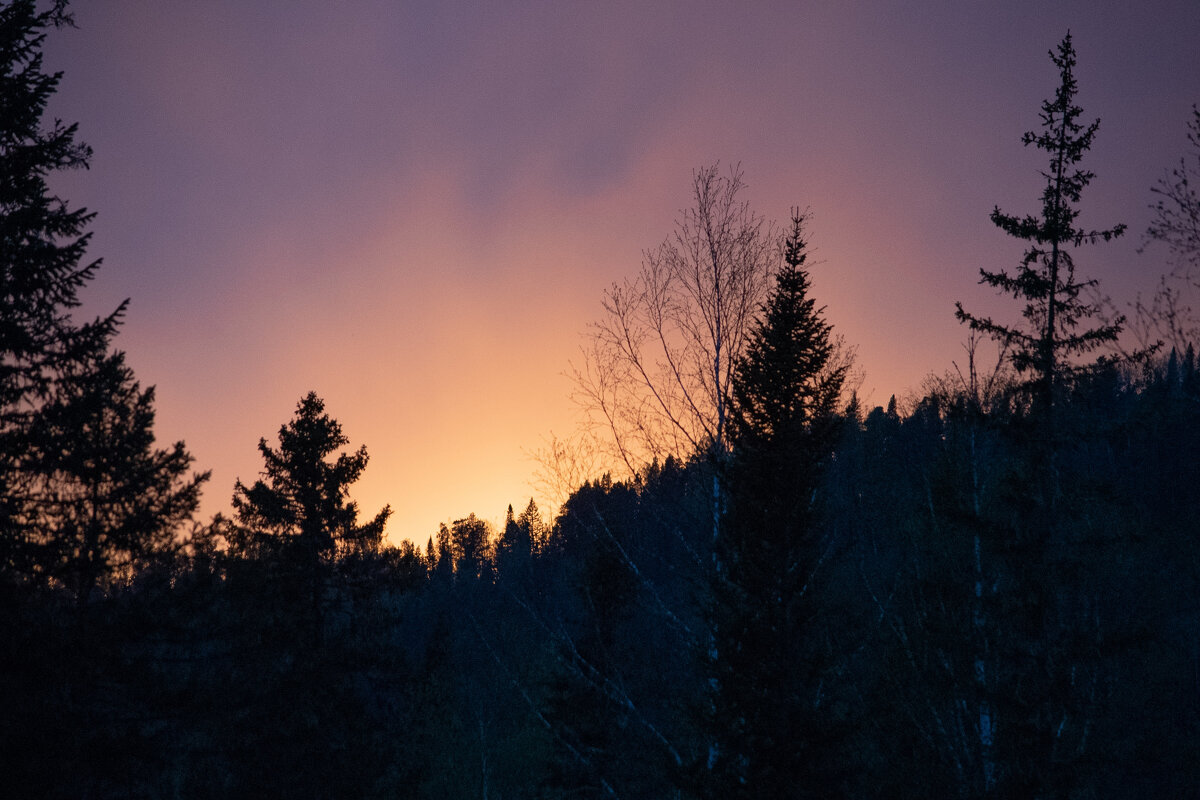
[0,0,123,414]
[956,32,1124,414]
[730,211,845,456]
[704,212,849,798]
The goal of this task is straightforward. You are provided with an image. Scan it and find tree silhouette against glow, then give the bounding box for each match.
[956,32,1125,419]
[0,0,127,578]
[704,212,849,798]
[233,392,389,562]
[574,164,777,476]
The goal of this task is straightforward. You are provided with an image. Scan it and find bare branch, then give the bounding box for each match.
[572,164,778,476]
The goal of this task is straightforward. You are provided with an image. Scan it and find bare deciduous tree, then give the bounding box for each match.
[1134,105,1200,352]
[527,430,603,519]
[572,164,778,477]
[1147,105,1200,272]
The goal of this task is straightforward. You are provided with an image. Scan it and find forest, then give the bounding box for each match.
[3,2,1199,797]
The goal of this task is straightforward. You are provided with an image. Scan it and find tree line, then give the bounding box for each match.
[2,4,1198,797]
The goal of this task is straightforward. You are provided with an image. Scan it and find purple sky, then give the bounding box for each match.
[42,1,1200,541]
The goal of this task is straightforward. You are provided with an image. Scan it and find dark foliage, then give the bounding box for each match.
[701,212,852,798]
[1,0,128,582]
[2,14,1196,799]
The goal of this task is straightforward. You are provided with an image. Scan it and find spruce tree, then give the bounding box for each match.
[728,212,845,455]
[497,502,530,583]
[956,32,1125,419]
[0,0,118,408]
[704,212,848,798]
[952,35,1134,795]
[0,1,188,587]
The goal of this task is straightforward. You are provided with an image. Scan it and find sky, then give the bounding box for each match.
[40,0,1200,544]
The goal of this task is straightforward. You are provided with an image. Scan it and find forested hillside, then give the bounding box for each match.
[3,3,1198,797]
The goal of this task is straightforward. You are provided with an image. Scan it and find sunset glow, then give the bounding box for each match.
[43,0,1200,542]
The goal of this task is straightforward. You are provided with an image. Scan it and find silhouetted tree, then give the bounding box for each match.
[956,33,1125,420]
[449,513,491,582]
[572,163,782,579]
[431,523,454,587]
[950,39,1151,796]
[703,212,849,797]
[516,497,546,551]
[232,392,390,633]
[574,164,777,475]
[1147,104,1200,275]
[498,498,548,585]
[1134,104,1200,351]
[0,0,125,581]
[497,503,529,583]
[26,350,206,603]
[233,393,388,557]
[727,212,847,459]
[567,172,791,794]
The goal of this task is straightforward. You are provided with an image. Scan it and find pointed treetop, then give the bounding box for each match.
[730,210,845,449]
[955,32,1125,413]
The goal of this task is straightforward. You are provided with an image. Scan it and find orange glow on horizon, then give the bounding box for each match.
[41,1,1200,545]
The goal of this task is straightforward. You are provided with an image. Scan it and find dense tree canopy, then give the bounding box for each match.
[27,350,205,602]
